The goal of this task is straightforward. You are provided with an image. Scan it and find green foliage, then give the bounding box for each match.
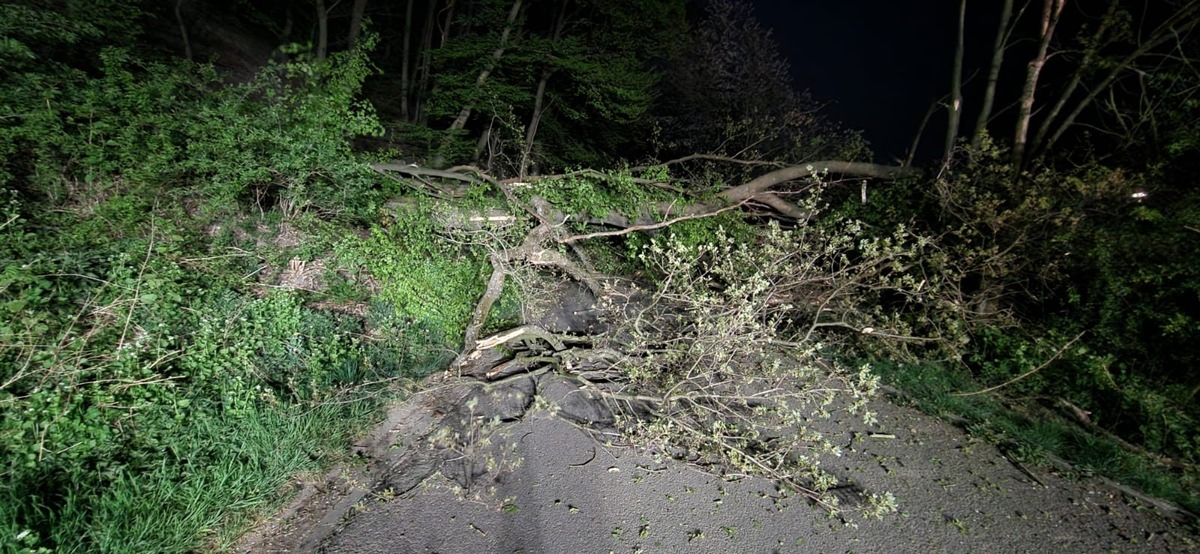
[0,1,144,73]
[0,8,418,551]
[410,0,687,172]
[0,48,206,195]
[0,402,373,553]
[334,202,485,347]
[182,38,385,220]
[941,141,1199,463]
[624,211,755,263]
[0,224,415,552]
[525,169,669,223]
[838,135,1200,471]
[1,30,383,220]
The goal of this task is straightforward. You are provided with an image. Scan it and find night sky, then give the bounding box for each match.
[751,0,999,162]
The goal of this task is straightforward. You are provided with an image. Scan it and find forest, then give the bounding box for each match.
[1,0,1198,551]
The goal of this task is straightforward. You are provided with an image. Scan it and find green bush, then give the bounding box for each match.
[0,31,405,550]
[181,40,385,221]
[334,202,486,348]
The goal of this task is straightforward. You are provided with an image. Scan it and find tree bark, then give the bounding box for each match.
[1027,0,1119,156]
[943,0,967,166]
[413,0,438,123]
[174,0,193,61]
[373,160,919,224]
[400,0,415,120]
[448,0,523,131]
[719,162,919,207]
[439,0,456,47]
[519,73,550,179]
[1012,0,1065,169]
[970,0,1013,149]
[347,0,369,51]
[472,119,494,168]
[315,0,329,62]
[609,161,921,224]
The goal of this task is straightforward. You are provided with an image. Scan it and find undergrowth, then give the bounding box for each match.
[0,32,447,552]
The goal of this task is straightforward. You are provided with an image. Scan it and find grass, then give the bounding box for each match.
[870,359,1200,517]
[1,400,382,554]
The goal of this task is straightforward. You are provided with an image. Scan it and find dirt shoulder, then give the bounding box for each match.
[235,378,1197,554]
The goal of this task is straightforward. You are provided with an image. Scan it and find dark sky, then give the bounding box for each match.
[751,0,998,162]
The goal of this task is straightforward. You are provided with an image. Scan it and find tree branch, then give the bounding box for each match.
[559,198,753,244]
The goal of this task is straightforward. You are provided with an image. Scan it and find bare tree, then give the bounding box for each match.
[943,0,968,166]
[953,0,1200,166]
[1012,0,1065,168]
[1031,1,1200,157]
[970,0,1014,149]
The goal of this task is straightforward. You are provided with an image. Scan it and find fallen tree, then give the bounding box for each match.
[371,156,945,516]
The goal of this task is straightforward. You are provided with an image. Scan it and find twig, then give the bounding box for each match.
[952,331,1085,397]
[120,223,156,348]
[558,198,751,244]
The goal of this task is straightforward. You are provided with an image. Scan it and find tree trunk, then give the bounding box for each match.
[905,99,941,167]
[174,0,193,61]
[315,0,329,62]
[519,73,550,179]
[1027,0,1118,156]
[347,0,369,51]
[970,0,1013,149]
[943,0,967,166]
[1012,0,1065,169]
[400,0,415,120]
[472,119,494,168]
[518,0,568,179]
[413,0,438,123]
[447,0,523,131]
[439,0,456,47]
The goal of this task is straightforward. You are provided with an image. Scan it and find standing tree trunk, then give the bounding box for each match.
[447,0,523,131]
[943,0,967,167]
[174,0,193,61]
[473,119,494,168]
[439,0,456,47]
[971,0,1013,149]
[1028,0,1118,156]
[347,0,369,51]
[1012,0,1065,169]
[519,73,551,179]
[413,0,438,123]
[400,0,415,121]
[315,0,329,62]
